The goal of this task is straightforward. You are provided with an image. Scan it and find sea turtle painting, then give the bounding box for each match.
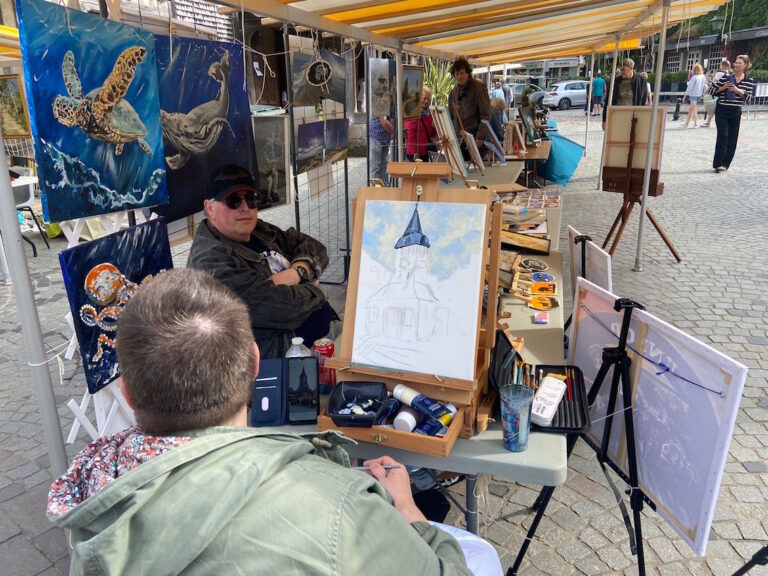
[52,46,152,156]
[160,51,232,170]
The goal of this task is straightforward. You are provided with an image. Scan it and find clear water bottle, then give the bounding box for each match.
[285,337,311,358]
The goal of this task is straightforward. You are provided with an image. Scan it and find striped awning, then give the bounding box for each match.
[224,0,727,63]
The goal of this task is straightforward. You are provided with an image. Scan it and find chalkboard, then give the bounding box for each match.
[569,278,747,555]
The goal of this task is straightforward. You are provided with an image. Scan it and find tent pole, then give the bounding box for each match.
[633,0,671,271]
[0,138,67,475]
[585,49,596,155]
[597,35,620,189]
[395,48,404,187]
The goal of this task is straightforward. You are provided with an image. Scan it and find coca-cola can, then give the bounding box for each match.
[313,337,336,393]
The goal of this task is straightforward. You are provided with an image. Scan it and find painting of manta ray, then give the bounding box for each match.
[59,219,173,394]
[16,0,167,223]
[153,36,258,222]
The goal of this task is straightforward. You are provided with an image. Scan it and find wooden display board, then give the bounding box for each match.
[325,162,502,444]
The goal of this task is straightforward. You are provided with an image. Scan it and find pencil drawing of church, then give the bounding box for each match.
[363,205,448,343]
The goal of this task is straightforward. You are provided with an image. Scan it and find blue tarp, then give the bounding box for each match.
[536,131,584,186]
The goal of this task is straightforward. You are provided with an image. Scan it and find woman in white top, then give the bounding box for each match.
[683,64,708,128]
[703,60,731,127]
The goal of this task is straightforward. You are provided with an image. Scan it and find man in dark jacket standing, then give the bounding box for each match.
[602,58,649,130]
[448,57,491,157]
[187,164,334,358]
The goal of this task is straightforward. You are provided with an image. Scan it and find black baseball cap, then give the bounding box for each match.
[206,164,261,202]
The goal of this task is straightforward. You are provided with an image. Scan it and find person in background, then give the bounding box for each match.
[369,114,394,184]
[490,80,505,101]
[280,88,289,108]
[682,64,707,128]
[640,71,652,104]
[448,57,491,159]
[489,97,507,143]
[703,59,731,127]
[710,54,754,172]
[47,268,482,575]
[501,80,512,108]
[186,165,335,358]
[404,86,438,162]
[602,58,648,130]
[590,73,606,116]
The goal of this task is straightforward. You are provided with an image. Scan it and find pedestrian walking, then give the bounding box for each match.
[683,64,707,128]
[591,74,605,116]
[710,55,754,172]
[703,60,731,128]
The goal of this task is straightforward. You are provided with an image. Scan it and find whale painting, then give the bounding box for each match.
[153,36,257,222]
[16,0,167,223]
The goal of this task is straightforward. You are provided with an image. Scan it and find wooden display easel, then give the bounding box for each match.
[602,116,681,262]
[453,104,485,175]
[325,162,502,440]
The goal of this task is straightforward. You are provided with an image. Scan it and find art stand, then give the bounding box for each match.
[602,115,681,262]
[731,545,768,576]
[509,298,650,576]
[452,103,485,175]
[563,234,591,335]
[66,380,134,444]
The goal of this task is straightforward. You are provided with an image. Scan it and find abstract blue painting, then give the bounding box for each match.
[59,219,173,394]
[324,118,348,164]
[154,35,258,222]
[296,121,325,174]
[16,0,167,223]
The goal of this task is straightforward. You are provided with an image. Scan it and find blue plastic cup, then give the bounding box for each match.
[500,385,534,452]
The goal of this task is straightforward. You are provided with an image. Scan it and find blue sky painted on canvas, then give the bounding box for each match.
[361,201,485,281]
[17,0,166,222]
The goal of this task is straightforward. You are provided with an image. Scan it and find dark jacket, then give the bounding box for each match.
[448,77,491,139]
[602,73,649,123]
[187,219,329,358]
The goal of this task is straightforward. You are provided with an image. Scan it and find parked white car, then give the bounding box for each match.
[542,81,589,110]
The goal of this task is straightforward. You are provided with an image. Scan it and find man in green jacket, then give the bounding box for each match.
[48,269,476,575]
[187,164,335,358]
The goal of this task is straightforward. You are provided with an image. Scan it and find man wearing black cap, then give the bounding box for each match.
[602,57,649,130]
[187,164,334,358]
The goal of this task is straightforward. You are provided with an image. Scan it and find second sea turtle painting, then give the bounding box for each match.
[16,0,167,223]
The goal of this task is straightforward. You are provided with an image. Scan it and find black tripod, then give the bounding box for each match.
[731,545,768,576]
[583,298,648,575]
[563,234,591,355]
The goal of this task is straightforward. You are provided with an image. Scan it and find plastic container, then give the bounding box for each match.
[325,381,388,427]
[500,385,533,452]
[393,406,422,432]
[285,337,311,358]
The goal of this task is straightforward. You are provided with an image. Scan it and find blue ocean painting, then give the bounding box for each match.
[154,35,258,222]
[324,118,348,164]
[16,0,167,223]
[296,121,325,174]
[59,219,173,394]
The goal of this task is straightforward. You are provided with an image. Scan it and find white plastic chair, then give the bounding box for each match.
[11,166,49,255]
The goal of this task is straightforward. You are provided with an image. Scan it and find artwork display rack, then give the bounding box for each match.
[325,162,502,441]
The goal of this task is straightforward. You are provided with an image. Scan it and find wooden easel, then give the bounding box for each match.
[602,116,681,262]
[453,104,485,175]
[325,162,502,437]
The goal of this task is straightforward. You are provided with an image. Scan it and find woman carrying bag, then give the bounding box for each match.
[710,55,755,173]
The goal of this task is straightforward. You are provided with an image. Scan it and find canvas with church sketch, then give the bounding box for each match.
[351,200,487,381]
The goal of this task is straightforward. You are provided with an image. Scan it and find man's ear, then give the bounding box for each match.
[203,199,214,220]
[252,341,260,379]
[118,377,136,410]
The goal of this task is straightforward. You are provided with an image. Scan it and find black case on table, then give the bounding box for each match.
[530,364,590,434]
[250,357,319,426]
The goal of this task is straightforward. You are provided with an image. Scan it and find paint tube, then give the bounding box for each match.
[393,385,454,425]
[374,397,401,425]
[413,404,457,437]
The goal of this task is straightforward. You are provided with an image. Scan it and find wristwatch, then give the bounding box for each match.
[295,266,310,283]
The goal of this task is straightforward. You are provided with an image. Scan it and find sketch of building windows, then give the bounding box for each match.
[351,200,487,381]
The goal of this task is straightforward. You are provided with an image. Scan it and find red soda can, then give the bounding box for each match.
[313,338,336,392]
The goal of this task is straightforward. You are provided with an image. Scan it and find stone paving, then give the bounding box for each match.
[0,110,767,575]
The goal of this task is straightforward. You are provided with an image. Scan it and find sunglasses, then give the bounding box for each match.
[222,191,260,210]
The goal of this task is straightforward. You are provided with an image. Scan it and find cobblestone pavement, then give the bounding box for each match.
[1,110,766,575]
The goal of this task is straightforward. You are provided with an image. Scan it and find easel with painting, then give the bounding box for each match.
[429,106,485,184]
[323,162,504,452]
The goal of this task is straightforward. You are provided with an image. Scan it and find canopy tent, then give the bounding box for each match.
[221,0,728,64]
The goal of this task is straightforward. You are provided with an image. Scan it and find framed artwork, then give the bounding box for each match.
[153,36,257,222]
[401,65,423,120]
[463,130,485,174]
[16,0,167,223]
[350,200,487,381]
[252,114,291,210]
[293,49,346,107]
[518,106,539,145]
[570,278,746,555]
[567,224,612,294]
[430,106,468,179]
[324,118,348,165]
[480,119,505,164]
[296,120,325,174]
[369,58,395,118]
[604,106,665,171]
[0,74,31,138]
[59,220,173,394]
